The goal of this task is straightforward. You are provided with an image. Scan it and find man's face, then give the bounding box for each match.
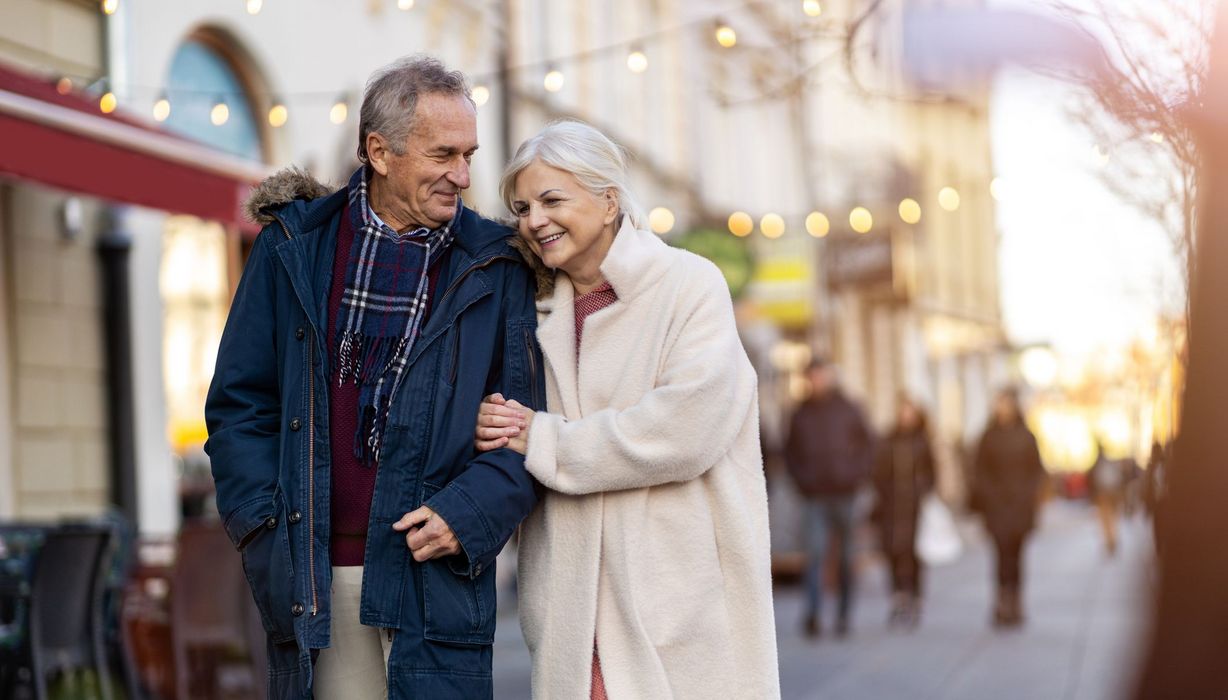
[373,92,478,229]
[808,366,834,397]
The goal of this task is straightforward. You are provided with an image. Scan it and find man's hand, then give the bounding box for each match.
[392,505,460,562]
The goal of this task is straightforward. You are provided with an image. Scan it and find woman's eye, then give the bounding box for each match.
[543,198,560,206]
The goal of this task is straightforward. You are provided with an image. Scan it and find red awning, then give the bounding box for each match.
[0,62,268,229]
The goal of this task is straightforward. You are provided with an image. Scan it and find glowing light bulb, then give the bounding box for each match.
[760,213,785,239]
[728,212,754,237]
[850,207,873,234]
[806,212,830,237]
[210,100,230,126]
[627,50,648,73]
[268,104,288,127]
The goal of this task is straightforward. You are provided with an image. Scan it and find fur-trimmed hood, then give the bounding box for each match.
[243,166,333,225]
[509,235,556,300]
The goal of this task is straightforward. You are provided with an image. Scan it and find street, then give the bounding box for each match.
[492,500,1151,699]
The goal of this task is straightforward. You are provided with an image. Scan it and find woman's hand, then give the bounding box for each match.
[475,393,535,455]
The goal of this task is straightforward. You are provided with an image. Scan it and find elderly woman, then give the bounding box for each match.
[475,121,780,698]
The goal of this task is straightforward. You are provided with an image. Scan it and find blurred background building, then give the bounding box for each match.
[0,0,1186,547]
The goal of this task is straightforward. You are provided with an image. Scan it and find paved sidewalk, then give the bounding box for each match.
[492,501,1152,699]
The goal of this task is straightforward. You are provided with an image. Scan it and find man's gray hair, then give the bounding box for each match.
[357,55,472,164]
[499,120,645,230]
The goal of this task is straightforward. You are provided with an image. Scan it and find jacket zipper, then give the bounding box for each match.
[271,213,319,616]
[523,325,542,408]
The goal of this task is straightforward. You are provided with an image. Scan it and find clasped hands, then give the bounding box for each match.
[391,394,534,561]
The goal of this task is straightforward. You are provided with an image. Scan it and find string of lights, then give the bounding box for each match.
[71,0,837,128]
[75,0,1011,239]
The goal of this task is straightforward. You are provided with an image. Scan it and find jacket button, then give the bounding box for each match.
[289,418,302,431]
[295,327,305,340]
[474,564,483,576]
[291,602,304,616]
[288,510,302,524]
[264,516,278,529]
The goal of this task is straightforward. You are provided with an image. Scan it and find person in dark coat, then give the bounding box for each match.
[872,396,935,628]
[786,358,875,639]
[972,388,1046,628]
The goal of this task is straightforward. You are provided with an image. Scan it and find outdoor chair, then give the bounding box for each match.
[171,521,266,700]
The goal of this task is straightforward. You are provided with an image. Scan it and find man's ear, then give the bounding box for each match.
[367,133,390,177]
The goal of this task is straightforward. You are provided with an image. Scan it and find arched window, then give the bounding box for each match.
[162,36,263,161]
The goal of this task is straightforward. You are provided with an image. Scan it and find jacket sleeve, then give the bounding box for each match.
[204,230,282,549]
[523,263,759,496]
[424,261,543,579]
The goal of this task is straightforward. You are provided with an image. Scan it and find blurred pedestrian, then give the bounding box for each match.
[786,358,876,639]
[473,121,781,698]
[205,56,542,698]
[872,396,935,629]
[971,388,1046,628]
[1089,441,1125,556]
[1143,441,1169,553]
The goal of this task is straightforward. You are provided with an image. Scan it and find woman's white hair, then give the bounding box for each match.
[499,120,645,230]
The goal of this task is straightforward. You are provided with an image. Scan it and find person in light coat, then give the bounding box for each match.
[475,120,781,699]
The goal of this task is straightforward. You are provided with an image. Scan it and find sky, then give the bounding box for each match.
[986,1,1190,357]
[990,69,1184,357]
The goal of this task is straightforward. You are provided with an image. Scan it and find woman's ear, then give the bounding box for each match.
[603,189,619,225]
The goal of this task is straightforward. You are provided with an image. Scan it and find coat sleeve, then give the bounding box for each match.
[524,263,759,496]
[204,229,282,549]
[424,261,543,579]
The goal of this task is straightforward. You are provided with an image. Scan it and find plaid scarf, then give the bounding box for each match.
[335,166,460,466]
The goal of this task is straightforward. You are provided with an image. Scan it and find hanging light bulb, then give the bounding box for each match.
[543,68,565,93]
[472,85,491,107]
[268,102,288,127]
[99,91,117,114]
[153,95,171,122]
[805,211,830,237]
[649,207,675,234]
[398,0,414,9]
[627,48,648,73]
[938,186,960,212]
[330,97,348,124]
[898,198,922,224]
[101,0,119,15]
[55,77,73,95]
[849,207,873,234]
[246,0,262,14]
[728,212,754,237]
[210,97,230,126]
[803,0,822,17]
[715,21,737,48]
[760,213,785,239]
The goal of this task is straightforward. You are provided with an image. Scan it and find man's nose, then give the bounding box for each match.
[448,159,471,190]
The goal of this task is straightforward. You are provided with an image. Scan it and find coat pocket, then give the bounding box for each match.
[239,493,297,644]
[419,484,497,646]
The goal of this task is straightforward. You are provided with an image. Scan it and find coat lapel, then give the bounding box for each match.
[535,274,583,419]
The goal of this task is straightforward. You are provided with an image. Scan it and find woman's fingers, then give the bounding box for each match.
[475,436,510,452]
[478,412,525,429]
[476,425,520,440]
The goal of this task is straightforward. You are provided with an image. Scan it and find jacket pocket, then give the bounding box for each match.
[506,317,543,409]
[239,492,297,644]
[420,484,496,646]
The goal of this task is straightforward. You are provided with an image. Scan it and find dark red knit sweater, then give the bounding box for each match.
[328,203,448,566]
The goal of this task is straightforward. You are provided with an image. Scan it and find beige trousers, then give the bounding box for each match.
[313,566,394,699]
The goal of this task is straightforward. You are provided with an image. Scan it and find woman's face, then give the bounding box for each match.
[511,159,618,277]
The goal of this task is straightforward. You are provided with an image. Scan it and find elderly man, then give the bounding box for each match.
[205,55,542,698]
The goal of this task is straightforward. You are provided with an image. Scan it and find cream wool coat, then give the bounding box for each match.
[518,220,781,699]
